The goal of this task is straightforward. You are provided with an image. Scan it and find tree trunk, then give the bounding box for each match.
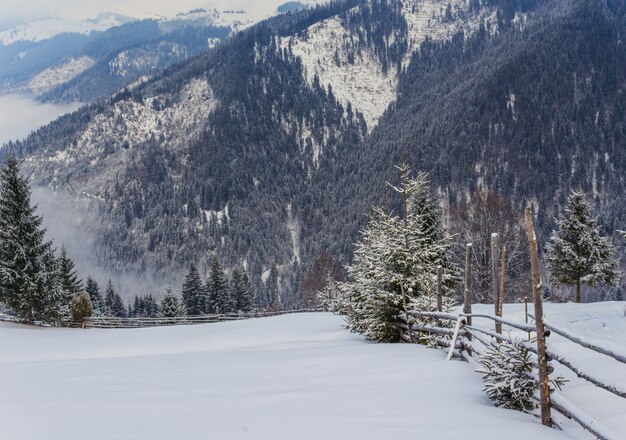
[576,279,581,303]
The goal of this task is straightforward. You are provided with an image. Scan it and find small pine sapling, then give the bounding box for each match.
[477,339,566,412]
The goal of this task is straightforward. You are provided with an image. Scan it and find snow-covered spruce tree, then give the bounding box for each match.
[390,167,458,342]
[477,339,566,412]
[181,263,204,315]
[546,190,619,303]
[104,281,126,318]
[70,291,93,321]
[160,287,186,318]
[133,294,159,317]
[57,245,83,319]
[0,156,63,323]
[207,256,232,314]
[410,275,457,347]
[477,340,537,411]
[145,294,159,317]
[230,269,255,313]
[85,276,103,315]
[341,166,457,342]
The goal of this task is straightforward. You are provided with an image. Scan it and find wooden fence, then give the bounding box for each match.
[395,208,625,439]
[396,208,625,439]
[67,308,323,329]
[398,307,626,439]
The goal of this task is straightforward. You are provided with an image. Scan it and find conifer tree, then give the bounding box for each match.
[0,156,63,323]
[104,281,126,317]
[546,190,619,303]
[85,276,103,315]
[57,245,83,317]
[338,166,456,342]
[207,256,232,313]
[266,265,280,311]
[230,269,255,312]
[160,287,186,318]
[132,295,143,317]
[182,263,204,315]
[239,272,255,312]
[142,294,159,317]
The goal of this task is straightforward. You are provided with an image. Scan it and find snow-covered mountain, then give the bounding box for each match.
[0,2,327,102]
[0,13,136,45]
[2,0,625,304]
[280,0,498,129]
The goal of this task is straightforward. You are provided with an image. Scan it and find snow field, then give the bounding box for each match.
[0,312,567,440]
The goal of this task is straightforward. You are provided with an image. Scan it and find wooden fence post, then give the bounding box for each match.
[496,244,506,334]
[401,284,413,343]
[464,243,473,355]
[491,233,500,335]
[437,266,443,313]
[525,207,552,427]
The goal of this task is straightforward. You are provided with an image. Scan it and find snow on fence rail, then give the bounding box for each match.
[529,313,626,365]
[0,313,51,327]
[68,308,323,329]
[398,309,624,440]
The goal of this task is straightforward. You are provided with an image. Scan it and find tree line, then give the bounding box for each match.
[0,157,257,324]
[324,165,622,343]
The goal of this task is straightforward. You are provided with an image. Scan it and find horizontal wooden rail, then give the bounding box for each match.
[408,311,458,321]
[461,313,536,333]
[543,346,626,399]
[529,314,626,365]
[550,393,618,440]
[397,322,459,337]
[71,308,324,329]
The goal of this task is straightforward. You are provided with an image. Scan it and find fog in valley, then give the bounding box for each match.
[0,94,81,146]
[32,188,173,303]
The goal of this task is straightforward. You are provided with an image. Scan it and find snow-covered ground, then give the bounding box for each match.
[469,301,626,438]
[0,312,569,440]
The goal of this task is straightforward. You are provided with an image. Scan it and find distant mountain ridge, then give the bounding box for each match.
[0,2,323,103]
[0,12,136,45]
[2,0,625,303]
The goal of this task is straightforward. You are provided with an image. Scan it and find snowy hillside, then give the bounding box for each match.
[26,77,216,186]
[28,56,95,95]
[280,0,498,129]
[0,312,568,440]
[0,13,136,45]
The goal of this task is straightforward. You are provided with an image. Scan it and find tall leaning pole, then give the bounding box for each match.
[525,207,552,427]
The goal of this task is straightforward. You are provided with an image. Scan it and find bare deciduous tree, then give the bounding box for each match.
[449,190,530,303]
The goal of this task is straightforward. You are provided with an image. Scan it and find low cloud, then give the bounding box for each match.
[32,187,176,303]
[0,94,81,146]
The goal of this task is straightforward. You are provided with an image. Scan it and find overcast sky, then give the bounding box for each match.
[0,0,292,29]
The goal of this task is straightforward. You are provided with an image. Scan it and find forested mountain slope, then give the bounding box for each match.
[2,0,625,303]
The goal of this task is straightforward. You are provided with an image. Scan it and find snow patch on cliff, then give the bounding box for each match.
[281,0,498,131]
